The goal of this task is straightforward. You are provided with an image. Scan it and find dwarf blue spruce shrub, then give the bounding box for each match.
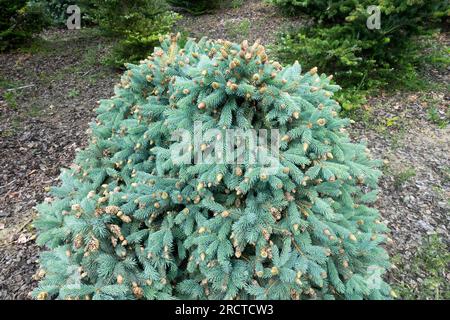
[33,34,391,300]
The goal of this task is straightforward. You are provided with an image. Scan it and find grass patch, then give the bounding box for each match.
[389,124,408,152]
[419,33,450,71]
[224,18,251,40]
[0,117,22,138]
[392,234,450,300]
[392,167,417,189]
[229,0,244,9]
[16,37,52,55]
[0,77,23,90]
[82,44,103,68]
[28,103,44,117]
[2,91,18,110]
[67,89,80,98]
[343,103,375,125]
[427,106,449,129]
[344,102,408,143]
[431,184,450,207]
[39,40,108,84]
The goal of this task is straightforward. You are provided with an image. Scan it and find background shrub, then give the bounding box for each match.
[272,0,449,109]
[270,0,363,19]
[29,0,96,27]
[32,35,392,300]
[30,0,75,26]
[85,0,180,67]
[271,0,448,22]
[0,0,49,52]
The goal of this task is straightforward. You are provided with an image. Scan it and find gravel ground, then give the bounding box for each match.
[176,0,305,44]
[0,1,448,299]
[350,86,450,292]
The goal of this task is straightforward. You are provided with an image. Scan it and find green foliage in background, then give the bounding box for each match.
[32,35,392,300]
[168,0,222,15]
[86,0,180,67]
[44,0,74,25]
[30,0,96,26]
[30,0,76,26]
[0,0,49,52]
[272,0,449,110]
[270,0,359,19]
[271,0,448,21]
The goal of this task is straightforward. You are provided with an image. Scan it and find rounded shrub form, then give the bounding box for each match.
[33,34,391,300]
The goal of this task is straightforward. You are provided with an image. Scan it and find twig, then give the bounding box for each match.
[80,70,92,77]
[0,179,16,190]
[6,84,35,92]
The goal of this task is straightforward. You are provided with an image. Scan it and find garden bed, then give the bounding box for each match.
[0,1,448,299]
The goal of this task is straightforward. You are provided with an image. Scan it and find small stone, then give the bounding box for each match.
[0,210,11,218]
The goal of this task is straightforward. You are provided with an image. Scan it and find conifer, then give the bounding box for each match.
[32,34,391,300]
